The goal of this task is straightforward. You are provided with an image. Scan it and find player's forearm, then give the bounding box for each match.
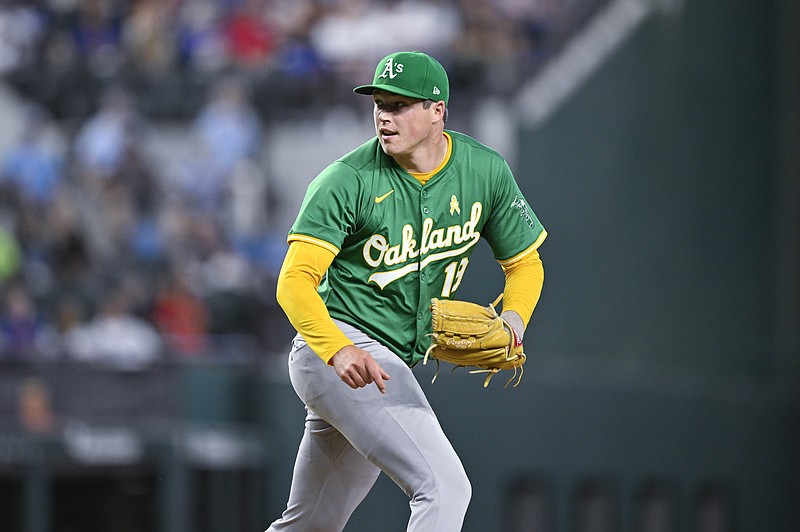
[500,310,525,341]
[276,244,353,363]
[500,250,544,331]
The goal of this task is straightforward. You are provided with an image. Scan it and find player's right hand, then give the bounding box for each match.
[331,345,390,394]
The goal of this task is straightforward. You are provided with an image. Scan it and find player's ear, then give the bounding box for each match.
[432,100,446,124]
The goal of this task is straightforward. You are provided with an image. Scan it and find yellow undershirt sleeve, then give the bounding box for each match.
[500,249,544,328]
[275,241,353,363]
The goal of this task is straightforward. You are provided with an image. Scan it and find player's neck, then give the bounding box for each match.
[394,131,448,174]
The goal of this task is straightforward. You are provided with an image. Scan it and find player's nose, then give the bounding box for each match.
[376,109,391,122]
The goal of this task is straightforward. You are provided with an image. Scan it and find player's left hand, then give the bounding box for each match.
[331,345,391,394]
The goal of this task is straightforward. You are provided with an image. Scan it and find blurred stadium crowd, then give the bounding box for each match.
[0,0,591,119]
[0,0,601,366]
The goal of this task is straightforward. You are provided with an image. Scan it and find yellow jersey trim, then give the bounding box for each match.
[498,230,548,268]
[287,234,340,256]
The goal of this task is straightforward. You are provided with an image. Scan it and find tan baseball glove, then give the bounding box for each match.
[424,294,526,388]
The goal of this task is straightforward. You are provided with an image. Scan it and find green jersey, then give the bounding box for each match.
[288,131,547,365]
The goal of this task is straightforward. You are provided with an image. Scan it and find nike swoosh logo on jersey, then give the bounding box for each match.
[375,190,395,203]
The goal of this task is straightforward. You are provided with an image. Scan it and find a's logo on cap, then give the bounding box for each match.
[379,57,404,80]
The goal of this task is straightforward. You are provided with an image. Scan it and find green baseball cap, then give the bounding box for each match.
[354,51,449,105]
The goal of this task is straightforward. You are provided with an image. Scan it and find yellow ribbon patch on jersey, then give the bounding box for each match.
[450,195,460,215]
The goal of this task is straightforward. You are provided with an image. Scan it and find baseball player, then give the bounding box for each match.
[266,51,546,531]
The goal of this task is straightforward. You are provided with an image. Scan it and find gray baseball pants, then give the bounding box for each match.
[265,319,471,531]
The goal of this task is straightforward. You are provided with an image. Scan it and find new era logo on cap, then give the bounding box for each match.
[353,51,450,105]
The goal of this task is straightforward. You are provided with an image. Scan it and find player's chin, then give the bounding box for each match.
[379,137,404,156]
